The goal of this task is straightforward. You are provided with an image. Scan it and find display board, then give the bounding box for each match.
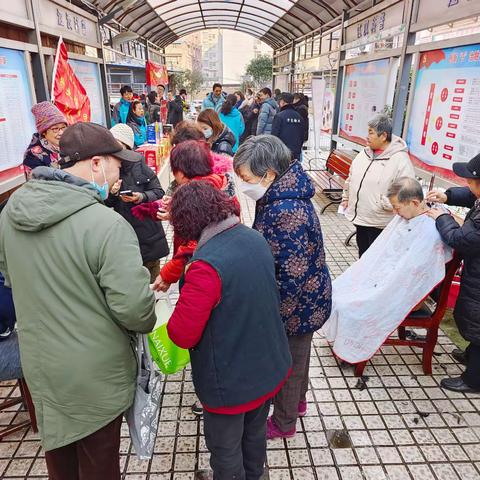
[311,77,326,154]
[406,44,480,181]
[339,58,398,145]
[0,48,35,177]
[70,59,106,126]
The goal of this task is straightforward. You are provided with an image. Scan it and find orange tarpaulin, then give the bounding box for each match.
[51,38,91,124]
[146,60,169,87]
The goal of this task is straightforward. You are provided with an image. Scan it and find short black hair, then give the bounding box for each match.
[293,92,303,100]
[179,88,187,95]
[212,83,222,90]
[147,91,158,105]
[120,85,133,95]
[279,92,294,104]
[157,84,165,90]
[260,87,272,97]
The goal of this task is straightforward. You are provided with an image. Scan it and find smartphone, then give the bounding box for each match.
[120,190,133,196]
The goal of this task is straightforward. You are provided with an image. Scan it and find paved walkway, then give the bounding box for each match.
[1,164,479,479]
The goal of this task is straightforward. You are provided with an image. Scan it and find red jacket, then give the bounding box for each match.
[167,260,290,414]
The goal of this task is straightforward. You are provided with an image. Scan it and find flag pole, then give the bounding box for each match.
[50,36,63,103]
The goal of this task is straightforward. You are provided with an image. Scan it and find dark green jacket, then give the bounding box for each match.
[0,167,156,451]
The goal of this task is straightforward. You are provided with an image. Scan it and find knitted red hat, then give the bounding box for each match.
[31,102,67,134]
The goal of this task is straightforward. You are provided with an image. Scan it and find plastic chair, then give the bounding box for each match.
[0,331,37,439]
[354,254,461,377]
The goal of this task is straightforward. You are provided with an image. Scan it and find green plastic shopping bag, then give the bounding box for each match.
[147,293,190,375]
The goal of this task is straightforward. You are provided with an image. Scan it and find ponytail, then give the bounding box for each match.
[221,94,238,115]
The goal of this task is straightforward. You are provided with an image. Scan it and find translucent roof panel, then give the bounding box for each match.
[148,0,296,37]
[90,0,361,50]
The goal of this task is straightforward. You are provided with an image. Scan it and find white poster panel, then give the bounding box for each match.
[0,48,35,174]
[406,44,480,182]
[339,57,399,146]
[311,77,327,154]
[69,59,106,126]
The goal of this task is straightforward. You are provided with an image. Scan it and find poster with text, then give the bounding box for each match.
[339,58,398,146]
[70,59,106,126]
[406,44,480,181]
[0,48,35,177]
[311,78,327,153]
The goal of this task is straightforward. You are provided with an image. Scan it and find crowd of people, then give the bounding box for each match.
[0,80,479,480]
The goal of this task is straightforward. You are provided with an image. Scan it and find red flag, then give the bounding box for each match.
[51,38,91,124]
[146,60,169,87]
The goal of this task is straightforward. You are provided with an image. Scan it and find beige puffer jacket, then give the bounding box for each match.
[342,135,415,228]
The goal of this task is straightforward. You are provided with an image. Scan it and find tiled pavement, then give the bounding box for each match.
[1,158,479,479]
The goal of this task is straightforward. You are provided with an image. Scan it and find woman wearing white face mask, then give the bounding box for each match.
[197,109,236,156]
[234,135,332,441]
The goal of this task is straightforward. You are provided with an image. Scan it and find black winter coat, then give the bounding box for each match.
[106,160,169,263]
[436,186,480,344]
[211,127,235,156]
[240,102,260,143]
[294,101,309,142]
[167,96,183,127]
[271,104,304,160]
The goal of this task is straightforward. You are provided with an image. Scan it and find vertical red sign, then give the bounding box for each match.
[421,83,436,146]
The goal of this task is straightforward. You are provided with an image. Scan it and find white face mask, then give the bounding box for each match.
[239,174,268,201]
[203,127,213,139]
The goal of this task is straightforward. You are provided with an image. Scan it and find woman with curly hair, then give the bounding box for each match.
[164,181,291,480]
[234,135,332,440]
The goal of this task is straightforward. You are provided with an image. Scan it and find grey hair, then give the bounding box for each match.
[233,135,292,177]
[387,177,424,203]
[368,114,393,142]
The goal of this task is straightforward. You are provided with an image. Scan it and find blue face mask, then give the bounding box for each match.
[91,160,109,201]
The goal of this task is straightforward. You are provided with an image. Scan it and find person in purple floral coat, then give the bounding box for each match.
[23,102,67,179]
[234,135,332,440]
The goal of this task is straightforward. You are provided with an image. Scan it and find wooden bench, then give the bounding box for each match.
[308,150,354,214]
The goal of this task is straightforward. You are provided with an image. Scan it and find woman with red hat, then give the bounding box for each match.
[23,102,67,179]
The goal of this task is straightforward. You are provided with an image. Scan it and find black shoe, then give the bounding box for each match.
[0,327,12,340]
[440,377,480,393]
[451,348,467,366]
[191,402,204,416]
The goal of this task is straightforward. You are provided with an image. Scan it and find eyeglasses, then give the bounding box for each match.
[48,126,67,134]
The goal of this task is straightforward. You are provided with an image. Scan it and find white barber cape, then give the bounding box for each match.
[320,213,453,364]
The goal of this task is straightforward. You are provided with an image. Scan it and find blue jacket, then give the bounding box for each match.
[0,272,15,334]
[202,92,225,112]
[257,98,279,135]
[271,104,305,159]
[253,161,332,336]
[112,98,131,126]
[128,117,148,148]
[219,108,245,153]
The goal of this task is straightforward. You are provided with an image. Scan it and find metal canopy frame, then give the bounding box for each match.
[89,0,359,50]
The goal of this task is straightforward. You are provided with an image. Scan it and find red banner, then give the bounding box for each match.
[51,38,91,124]
[146,60,169,87]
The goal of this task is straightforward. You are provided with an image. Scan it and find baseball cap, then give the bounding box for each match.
[59,122,142,168]
[452,153,480,179]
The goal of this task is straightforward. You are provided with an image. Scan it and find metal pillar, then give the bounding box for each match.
[29,0,49,101]
[145,40,152,93]
[96,22,112,126]
[289,41,296,92]
[392,0,416,136]
[331,10,348,151]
